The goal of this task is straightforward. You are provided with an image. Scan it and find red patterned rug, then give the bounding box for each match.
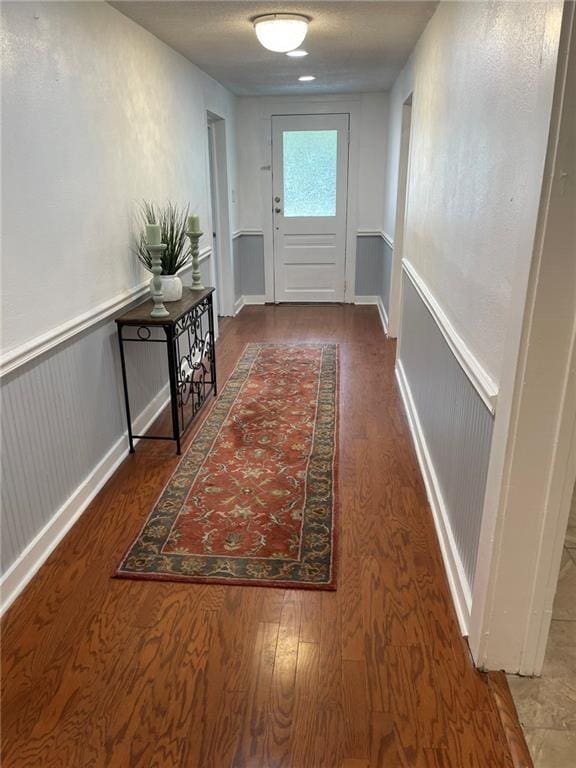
[116,343,339,589]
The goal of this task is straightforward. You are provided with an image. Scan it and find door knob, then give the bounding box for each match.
[275,207,282,213]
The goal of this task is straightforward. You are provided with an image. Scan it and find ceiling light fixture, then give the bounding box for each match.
[286,49,308,58]
[298,75,316,82]
[253,14,309,53]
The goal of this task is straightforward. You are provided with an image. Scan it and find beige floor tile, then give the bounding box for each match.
[542,620,576,679]
[534,729,576,768]
[507,674,576,730]
[565,487,576,550]
[522,727,547,762]
[552,550,576,621]
[510,502,576,759]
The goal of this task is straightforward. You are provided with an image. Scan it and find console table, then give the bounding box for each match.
[115,288,217,454]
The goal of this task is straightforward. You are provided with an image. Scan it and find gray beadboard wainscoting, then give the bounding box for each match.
[382,238,392,316]
[355,234,393,330]
[1,316,164,570]
[0,261,214,608]
[233,236,242,303]
[233,234,265,302]
[354,234,393,308]
[355,235,384,297]
[397,271,494,627]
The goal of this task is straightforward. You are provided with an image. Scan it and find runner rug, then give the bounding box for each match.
[116,343,338,589]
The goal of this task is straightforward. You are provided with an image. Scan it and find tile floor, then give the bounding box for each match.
[508,486,576,767]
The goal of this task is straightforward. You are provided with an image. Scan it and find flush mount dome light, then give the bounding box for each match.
[253,14,309,53]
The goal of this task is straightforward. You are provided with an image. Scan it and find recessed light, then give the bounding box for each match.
[298,75,316,82]
[287,49,308,58]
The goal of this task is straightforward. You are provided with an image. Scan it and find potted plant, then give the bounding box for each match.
[136,201,192,301]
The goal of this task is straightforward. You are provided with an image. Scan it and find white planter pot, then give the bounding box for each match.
[158,275,183,302]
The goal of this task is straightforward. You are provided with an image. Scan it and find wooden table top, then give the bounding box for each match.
[115,287,214,326]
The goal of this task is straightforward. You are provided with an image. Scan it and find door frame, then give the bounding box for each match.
[469,1,576,675]
[270,112,350,304]
[206,111,234,317]
[253,96,362,303]
[388,93,413,338]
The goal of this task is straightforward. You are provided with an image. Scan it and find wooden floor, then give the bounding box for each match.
[1,306,514,767]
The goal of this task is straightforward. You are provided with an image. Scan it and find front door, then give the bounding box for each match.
[272,114,349,302]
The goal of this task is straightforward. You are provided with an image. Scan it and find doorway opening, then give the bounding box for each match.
[271,113,350,303]
[206,112,234,325]
[388,93,413,338]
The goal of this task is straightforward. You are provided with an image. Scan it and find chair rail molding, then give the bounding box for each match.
[402,260,498,414]
[232,229,264,238]
[382,231,394,249]
[0,250,210,378]
[357,228,382,237]
[356,229,394,250]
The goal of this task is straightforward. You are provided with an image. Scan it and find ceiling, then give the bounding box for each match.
[110,1,437,96]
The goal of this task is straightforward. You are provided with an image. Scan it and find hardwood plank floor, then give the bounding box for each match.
[1,305,513,767]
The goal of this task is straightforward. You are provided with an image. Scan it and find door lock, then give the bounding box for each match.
[274,196,281,203]
[275,207,282,214]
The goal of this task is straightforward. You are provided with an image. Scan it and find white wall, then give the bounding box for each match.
[384,0,563,386]
[0,0,238,608]
[235,93,388,297]
[354,94,389,231]
[1,0,237,354]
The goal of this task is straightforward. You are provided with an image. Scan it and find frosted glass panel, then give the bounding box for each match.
[283,130,337,217]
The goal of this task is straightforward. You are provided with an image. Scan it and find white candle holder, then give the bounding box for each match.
[148,243,169,318]
[186,229,204,291]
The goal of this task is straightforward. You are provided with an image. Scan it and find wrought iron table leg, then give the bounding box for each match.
[118,328,135,453]
[208,295,217,396]
[166,328,182,455]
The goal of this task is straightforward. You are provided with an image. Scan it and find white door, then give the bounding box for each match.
[272,114,349,302]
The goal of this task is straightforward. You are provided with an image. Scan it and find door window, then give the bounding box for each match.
[282,130,338,217]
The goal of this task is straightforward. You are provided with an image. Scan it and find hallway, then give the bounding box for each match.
[1,306,512,767]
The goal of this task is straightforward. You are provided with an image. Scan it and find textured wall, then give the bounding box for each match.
[383,0,562,384]
[235,93,389,303]
[398,274,495,588]
[1,1,236,353]
[236,93,388,234]
[0,0,234,580]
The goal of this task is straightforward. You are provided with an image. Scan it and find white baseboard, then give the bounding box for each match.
[395,359,472,635]
[354,295,388,336]
[234,294,267,314]
[376,296,389,335]
[0,383,171,615]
